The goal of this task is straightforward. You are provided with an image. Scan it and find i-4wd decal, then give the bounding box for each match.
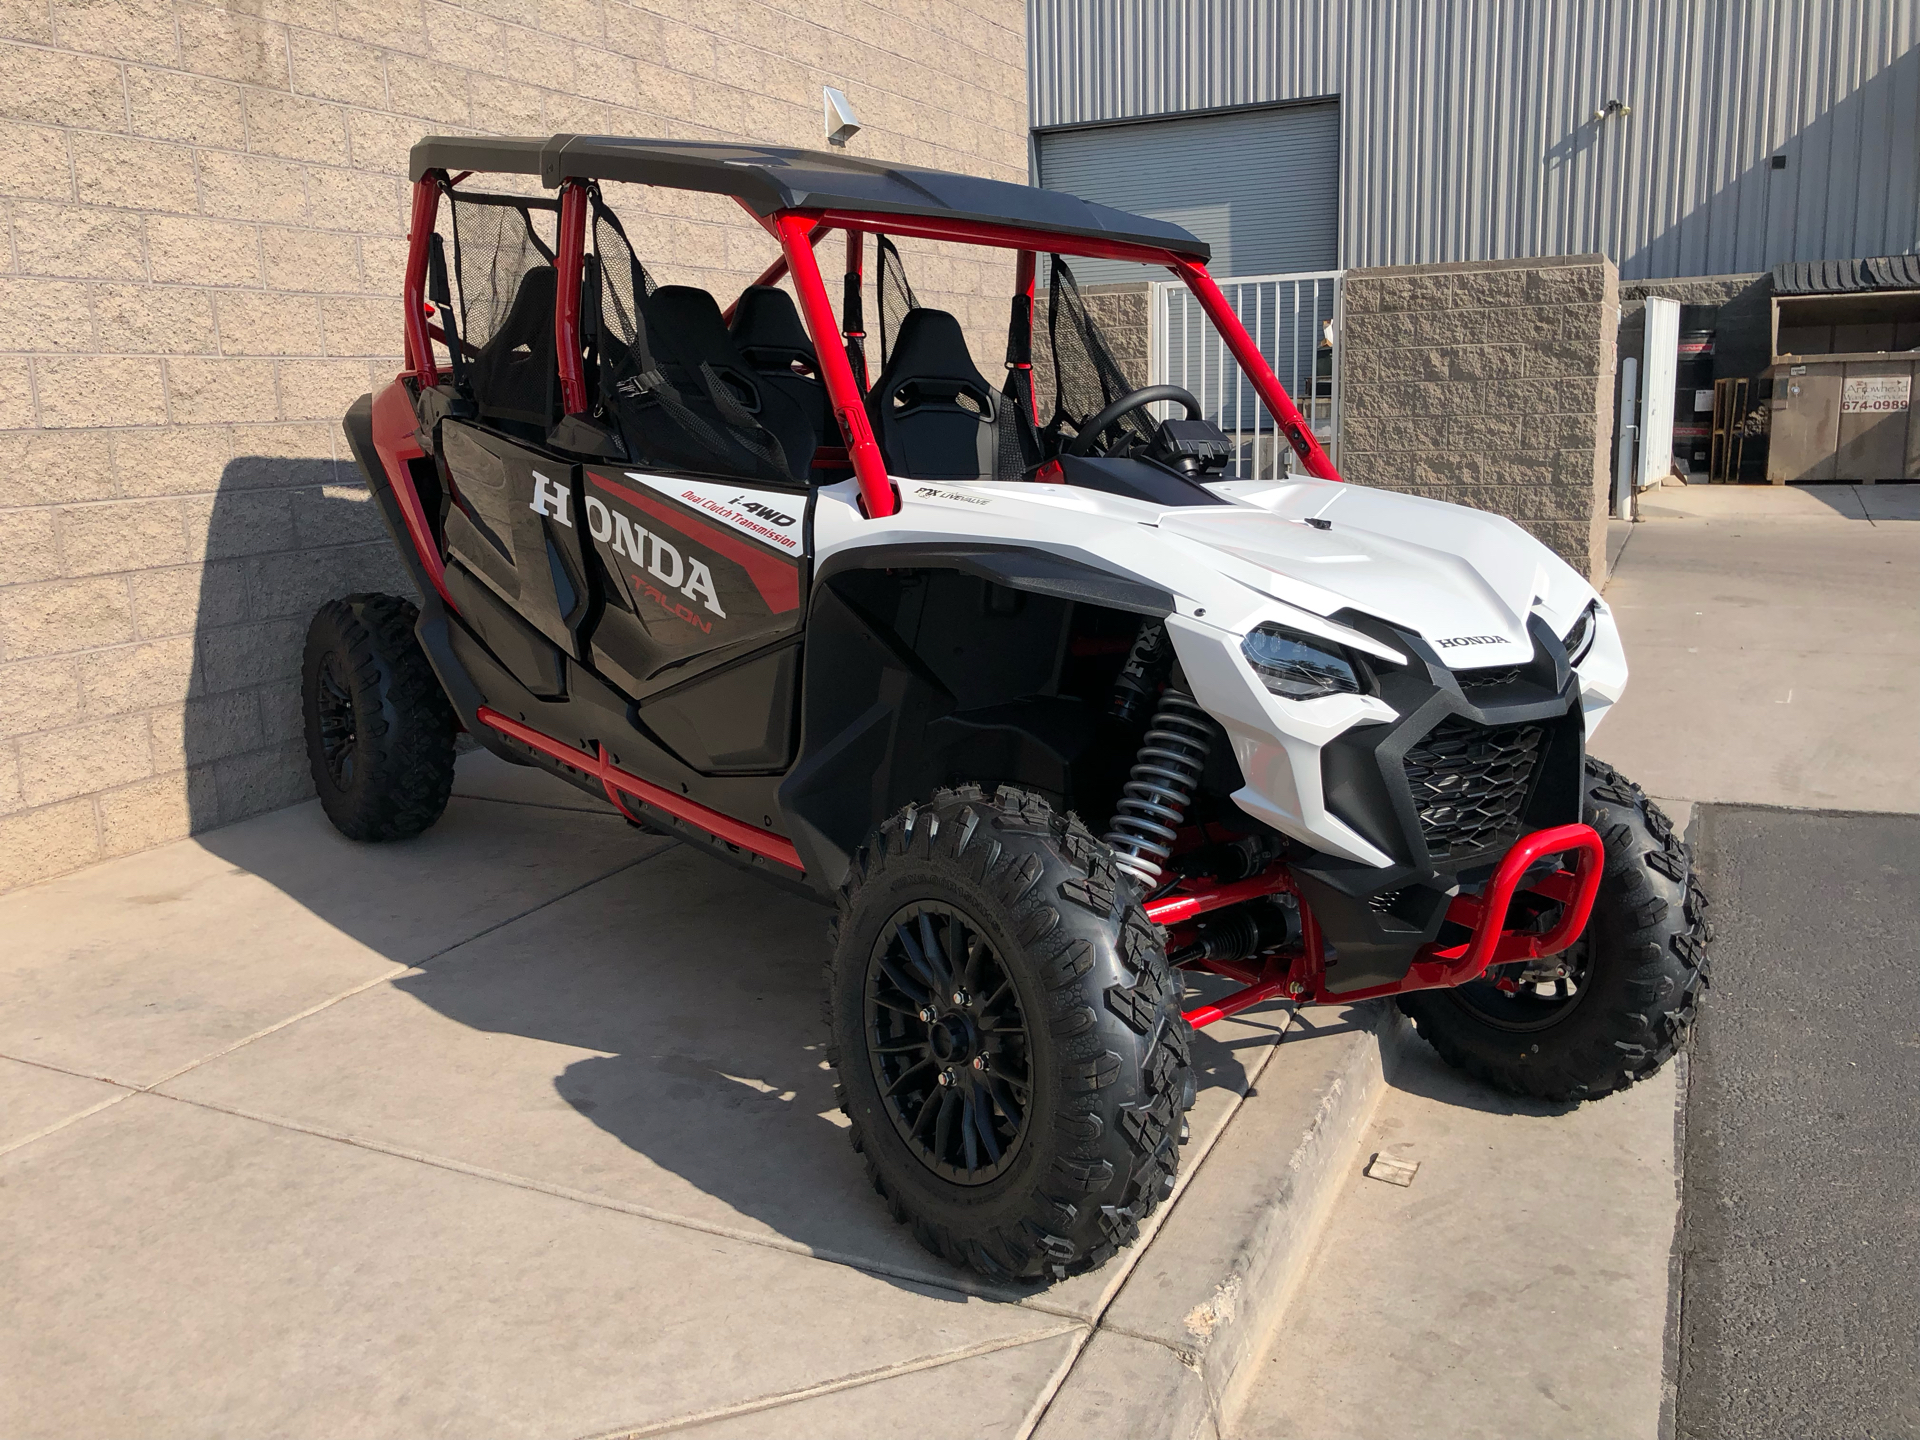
[619,471,804,556]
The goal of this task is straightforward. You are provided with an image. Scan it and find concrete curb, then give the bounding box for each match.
[1033,1000,1410,1439]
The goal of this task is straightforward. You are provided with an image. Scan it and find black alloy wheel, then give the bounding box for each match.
[824,784,1195,1281]
[865,901,1032,1186]
[312,649,358,791]
[1448,934,1596,1032]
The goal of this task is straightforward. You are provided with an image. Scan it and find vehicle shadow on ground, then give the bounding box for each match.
[222,822,1258,1291]
[1382,1025,1579,1118]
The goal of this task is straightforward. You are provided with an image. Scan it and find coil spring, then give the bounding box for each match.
[1104,689,1212,887]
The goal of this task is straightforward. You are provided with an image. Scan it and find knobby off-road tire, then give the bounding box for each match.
[1400,757,1712,1102]
[301,593,456,842]
[825,785,1195,1281]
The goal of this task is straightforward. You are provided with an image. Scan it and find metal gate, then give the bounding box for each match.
[1150,271,1342,478]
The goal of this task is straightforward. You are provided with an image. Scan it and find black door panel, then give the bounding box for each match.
[581,467,807,696]
[639,642,800,773]
[442,561,568,698]
[440,421,592,657]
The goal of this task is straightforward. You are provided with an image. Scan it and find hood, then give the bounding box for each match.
[1159,478,1594,665]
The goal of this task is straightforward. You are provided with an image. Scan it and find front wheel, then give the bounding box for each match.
[825,785,1194,1281]
[301,593,456,842]
[1400,758,1711,1102]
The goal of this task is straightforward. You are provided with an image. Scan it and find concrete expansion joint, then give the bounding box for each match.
[579,1324,1092,1440]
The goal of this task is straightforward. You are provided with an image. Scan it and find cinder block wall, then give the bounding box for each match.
[0,0,1026,891]
[1339,255,1619,579]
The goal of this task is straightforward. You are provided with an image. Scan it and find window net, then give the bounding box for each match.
[447,193,558,352]
[1039,253,1156,453]
[876,236,919,368]
[445,191,562,426]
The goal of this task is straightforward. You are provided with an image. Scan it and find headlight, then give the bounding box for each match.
[1242,623,1362,699]
[1561,601,1599,665]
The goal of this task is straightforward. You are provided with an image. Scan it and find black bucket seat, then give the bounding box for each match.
[865,307,999,482]
[620,284,820,484]
[728,285,834,450]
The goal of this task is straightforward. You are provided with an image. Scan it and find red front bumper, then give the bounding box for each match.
[1153,824,1607,1028]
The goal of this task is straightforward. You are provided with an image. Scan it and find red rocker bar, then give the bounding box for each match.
[476,707,805,872]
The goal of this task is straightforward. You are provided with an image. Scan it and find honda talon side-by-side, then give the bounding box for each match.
[307,134,1710,1282]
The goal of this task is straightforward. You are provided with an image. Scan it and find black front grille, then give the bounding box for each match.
[1402,717,1544,860]
[1457,664,1523,690]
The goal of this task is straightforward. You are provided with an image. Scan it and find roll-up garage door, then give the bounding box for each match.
[1035,101,1340,283]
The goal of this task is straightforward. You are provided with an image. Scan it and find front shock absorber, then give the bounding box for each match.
[1104,688,1212,886]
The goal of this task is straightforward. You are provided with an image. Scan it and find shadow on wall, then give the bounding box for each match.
[182,445,411,836]
[1626,44,1920,279]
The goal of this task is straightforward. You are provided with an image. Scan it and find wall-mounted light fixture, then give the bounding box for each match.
[824,88,861,148]
[1593,98,1632,121]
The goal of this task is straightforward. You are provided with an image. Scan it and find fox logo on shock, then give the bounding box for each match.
[581,493,727,620]
[1436,634,1507,648]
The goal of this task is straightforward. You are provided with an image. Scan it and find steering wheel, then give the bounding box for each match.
[1064,385,1203,457]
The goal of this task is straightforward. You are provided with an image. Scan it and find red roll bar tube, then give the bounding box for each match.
[555,179,590,415]
[775,212,896,517]
[403,177,441,386]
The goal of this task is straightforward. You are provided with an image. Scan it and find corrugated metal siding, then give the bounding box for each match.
[1029,0,1920,280]
[1036,102,1339,281]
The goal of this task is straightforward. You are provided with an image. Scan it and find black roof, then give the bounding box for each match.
[409,135,1210,261]
[1772,255,1920,295]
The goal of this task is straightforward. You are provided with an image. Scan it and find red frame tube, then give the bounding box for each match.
[1145,864,1295,927]
[477,707,805,871]
[1173,260,1339,481]
[403,178,440,386]
[555,180,589,415]
[808,209,1203,266]
[775,213,895,516]
[370,376,453,607]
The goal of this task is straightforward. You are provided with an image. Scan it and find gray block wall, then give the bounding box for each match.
[1338,255,1619,580]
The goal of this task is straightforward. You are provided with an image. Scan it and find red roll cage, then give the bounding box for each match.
[399,173,1341,522]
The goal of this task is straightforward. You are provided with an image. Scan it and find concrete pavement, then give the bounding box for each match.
[1598,482,1920,813]
[0,751,1399,1438]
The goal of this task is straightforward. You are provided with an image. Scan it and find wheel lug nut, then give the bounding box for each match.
[937,1068,954,1087]
[952,990,969,1006]
[918,1007,935,1024]
[971,1056,987,1071]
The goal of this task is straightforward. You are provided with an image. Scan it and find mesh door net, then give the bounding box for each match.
[876,236,919,368]
[447,191,562,426]
[589,197,794,483]
[1039,253,1156,455]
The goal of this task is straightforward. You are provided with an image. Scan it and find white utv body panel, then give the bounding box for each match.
[812,473,1625,870]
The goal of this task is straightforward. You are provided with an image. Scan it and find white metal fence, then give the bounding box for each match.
[1149,270,1342,479]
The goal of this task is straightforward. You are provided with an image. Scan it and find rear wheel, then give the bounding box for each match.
[825,785,1194,1281]
[1400,758,1711,1102]
[301,593,456,842]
